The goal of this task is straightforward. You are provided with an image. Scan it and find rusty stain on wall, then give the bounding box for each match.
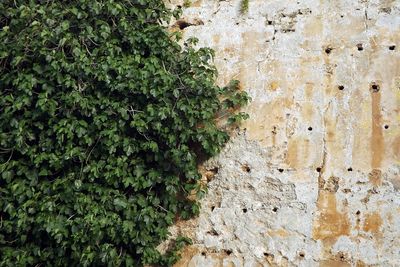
[371,85,384,169]
[363,212,383,235]
[313,192,350,241]
[368,169,382,187]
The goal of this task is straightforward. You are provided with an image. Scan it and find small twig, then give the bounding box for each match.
[85,136,101,164]
[67,214,76,221]
[87,36,99,46]
[157,205,168,212]
[127,106,143,116]
[1,149,13,166]
[137,131,150,141]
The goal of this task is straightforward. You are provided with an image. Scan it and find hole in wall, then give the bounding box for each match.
[308,126,313,131]
[175,20,192,30]
[316,167,322,172]
[338,85,344,91]
[242,208,248,213]
[325,46,333,54]
[211,206,215,212]
[278,168,284,173]
[209,166,219,174]
[205,166,219,181]
[357,43,363,51]
[336,252,348,262]
[389,45,396,50]
[356,210,361,215]
[201,252,206,256]
[299,252,305,258]
[241,164,251,173]
[264,252,274,260]
[370,83,380,93]
[347,167,353,172]
[384,125,389,129]
[272,207,278,212]
[272,126,277,135]
[207,229,219,236]
[267,20,273,25]
[225,249,233,256]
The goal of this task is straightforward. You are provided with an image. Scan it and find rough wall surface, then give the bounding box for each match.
[167,0,400,266]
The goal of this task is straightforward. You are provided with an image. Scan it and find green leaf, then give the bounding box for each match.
[0,1,249,266]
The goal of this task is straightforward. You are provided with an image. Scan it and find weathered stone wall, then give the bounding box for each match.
[167,0,400,266]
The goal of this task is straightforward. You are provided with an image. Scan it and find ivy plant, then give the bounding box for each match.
[0,0,249,266]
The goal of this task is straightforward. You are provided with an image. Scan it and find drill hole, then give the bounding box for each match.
[325,47,333,54]
[370,83,380,93]
[347,167,353,172]
[357,43,363,51]
[242,164,251,173]
[278,168,284,173]
[242,208,248,213]
[264,252,274,258]
[389,45,396,51]
[316,167,322,172]
[338,85,344,90]
[272,207,278,212]
[384,125,389,129]
[308,126,313,131]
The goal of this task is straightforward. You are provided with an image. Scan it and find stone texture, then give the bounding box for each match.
[165,0,400,266]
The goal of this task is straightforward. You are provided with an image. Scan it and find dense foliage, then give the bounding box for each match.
[0,0,249,266]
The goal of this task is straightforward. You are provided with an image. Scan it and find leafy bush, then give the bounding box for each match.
[0,0,249,266]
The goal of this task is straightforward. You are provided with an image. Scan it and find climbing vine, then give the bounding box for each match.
[0,0,249,266]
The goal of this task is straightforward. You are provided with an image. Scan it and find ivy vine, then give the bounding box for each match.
[0,0,249,266]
